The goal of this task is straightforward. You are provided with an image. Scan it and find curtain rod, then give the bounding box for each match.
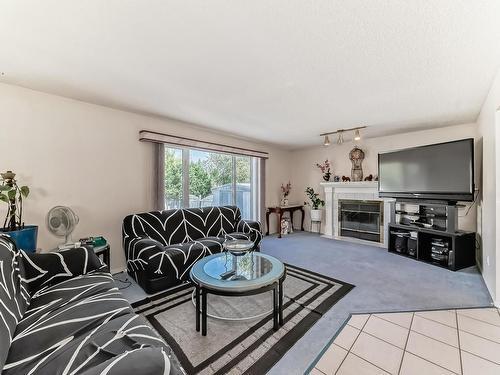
[139,130,269,159]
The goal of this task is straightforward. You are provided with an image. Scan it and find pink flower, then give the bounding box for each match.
[281,181,292,197]
[316,160,332,174]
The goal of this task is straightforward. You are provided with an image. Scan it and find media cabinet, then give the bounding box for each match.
[387,200,476,271]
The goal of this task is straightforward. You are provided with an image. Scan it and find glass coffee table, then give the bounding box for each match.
[190,252,286,336]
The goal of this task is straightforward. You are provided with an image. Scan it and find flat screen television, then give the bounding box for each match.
[378,138,474,202]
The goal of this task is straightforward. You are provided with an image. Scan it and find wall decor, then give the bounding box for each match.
[315,159,332,181]
[349,147,365,182]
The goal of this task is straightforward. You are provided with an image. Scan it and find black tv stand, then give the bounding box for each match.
[388,200,476,271]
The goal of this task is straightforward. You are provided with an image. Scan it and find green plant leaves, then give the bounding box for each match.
[0,194,9,203]
[0,185,10,191]
[20,186,30,197]
[7,189,16,200]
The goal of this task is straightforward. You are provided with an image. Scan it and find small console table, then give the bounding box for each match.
[266,205,305,238]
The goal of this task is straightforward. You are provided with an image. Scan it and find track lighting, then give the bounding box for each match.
[323,135,330,146]
[337,131,344,145]
[354,129,361,141]
[320,126,366,147]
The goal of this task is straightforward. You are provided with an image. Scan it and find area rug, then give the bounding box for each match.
[132,264,354,375]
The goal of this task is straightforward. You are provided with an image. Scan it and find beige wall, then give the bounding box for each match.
[476,67,500,306]
[0,83,291,272]
[287,123,478,233]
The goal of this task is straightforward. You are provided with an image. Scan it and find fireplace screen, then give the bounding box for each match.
[339,200,383,242]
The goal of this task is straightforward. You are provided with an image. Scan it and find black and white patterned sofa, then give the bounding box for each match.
[0,235,183,375]
[123,205,263,293]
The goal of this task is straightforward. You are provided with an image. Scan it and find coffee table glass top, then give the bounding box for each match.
[190,252,285,292]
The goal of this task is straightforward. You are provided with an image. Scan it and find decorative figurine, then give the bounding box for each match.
[364,174,373,181]
[342,176,351,182]
[333,175,340,182]
[349,147,365,182]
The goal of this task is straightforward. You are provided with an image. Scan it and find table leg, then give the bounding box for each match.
[202,289,207,336]
[300,207,305,231]
[273,285,279,331]
[279,278,284,326]
[265,211,270,236]
[105,250,110,268]
[278,212,282,238]
[195,285,200,332]
[290,209,294,230]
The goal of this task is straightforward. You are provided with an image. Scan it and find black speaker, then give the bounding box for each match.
[407,238,417,257]
[394,235,408,253]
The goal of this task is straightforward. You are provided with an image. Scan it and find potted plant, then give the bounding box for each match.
[304,187,325,221]
[0,171,37,252]
[316,160,332,181]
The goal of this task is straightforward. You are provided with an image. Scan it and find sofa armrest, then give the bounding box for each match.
[236,219,263,247]
[21,245,106,293]
[124,237,165,273]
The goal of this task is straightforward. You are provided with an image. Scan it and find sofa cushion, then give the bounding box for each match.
[21,246,106,293]
[4,312,173,375]
[0,235,29,370]
[77,347,172,375]
[146,237,225,280]
[4,272,138,375]
[24,272,118,315]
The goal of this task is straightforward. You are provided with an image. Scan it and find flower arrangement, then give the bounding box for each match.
[281,181,291,197]
[280,181,291,206]
[316,159,332,181]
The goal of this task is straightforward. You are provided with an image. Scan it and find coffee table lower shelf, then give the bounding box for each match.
[192,273,286,336]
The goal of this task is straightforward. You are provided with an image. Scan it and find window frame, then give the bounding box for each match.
[164,146,258,220]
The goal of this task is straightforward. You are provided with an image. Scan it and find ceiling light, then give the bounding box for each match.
[354,129,361,141]
[320,126,367,147]
[337,131,344,144]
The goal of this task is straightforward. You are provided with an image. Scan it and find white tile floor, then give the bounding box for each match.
[310,307,500,375]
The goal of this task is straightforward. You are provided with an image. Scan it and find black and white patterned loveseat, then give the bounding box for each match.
[123,205,262,293]
[0,235,182,375]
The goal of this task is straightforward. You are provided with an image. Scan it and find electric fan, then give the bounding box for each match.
[47,206,79,247]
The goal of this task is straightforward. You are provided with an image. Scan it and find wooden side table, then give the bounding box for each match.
[93,244,110,268]
[266,205,305,238]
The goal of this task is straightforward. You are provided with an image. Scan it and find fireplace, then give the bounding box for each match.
[320,181,393,247]
[338,200,383,243]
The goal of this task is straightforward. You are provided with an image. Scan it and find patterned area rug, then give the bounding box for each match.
[132,264,354,375]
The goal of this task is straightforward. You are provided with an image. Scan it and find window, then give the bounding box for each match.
[163,147,260,219]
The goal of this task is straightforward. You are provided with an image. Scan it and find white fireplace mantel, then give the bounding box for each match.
[320,181,394,247]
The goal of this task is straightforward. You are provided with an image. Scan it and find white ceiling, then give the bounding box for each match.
[1,1,500,149]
